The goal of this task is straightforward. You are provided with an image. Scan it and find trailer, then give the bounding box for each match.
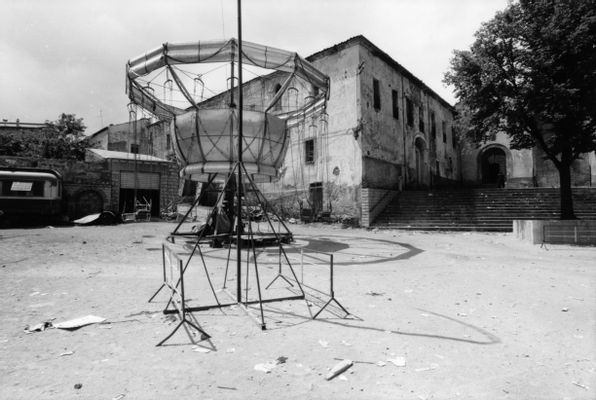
[0,167,63,227]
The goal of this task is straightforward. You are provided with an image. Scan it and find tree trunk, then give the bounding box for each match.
[557,161,576,219]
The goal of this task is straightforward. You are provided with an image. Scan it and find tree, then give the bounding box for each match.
[444,0,596,219]
[0,113,94,160]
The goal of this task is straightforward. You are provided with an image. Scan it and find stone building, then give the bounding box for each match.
[189,35,458,225]
[460,131,596,188]
[1,120,180,220]
[90,119,174,160]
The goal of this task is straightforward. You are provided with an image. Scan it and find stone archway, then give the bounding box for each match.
[73,189,104,219]
[480,146,507,186]
[414,137,427,188]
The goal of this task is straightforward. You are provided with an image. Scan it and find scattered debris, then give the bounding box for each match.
[572,381,589,390]
[376,361,386,367]
[112,394,126,400]
[74,383,82,390]
[192,346,211,353]
[226,348,236,353]
[326,359,353,380]
[318,339,329,348]
[217,386,237,391]
[254,362,277,373]
[338,375,348,381]
[60,351,75,357]
[341,340,352,347]
[24,320,54,333]
[54,315,106,330]
[387,357,407,367]
[415,363,439,372]
[276,356,288,364]
[366,291,384,296]
[561,307,569,312]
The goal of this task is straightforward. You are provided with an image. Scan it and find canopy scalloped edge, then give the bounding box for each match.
[126,38,330,121]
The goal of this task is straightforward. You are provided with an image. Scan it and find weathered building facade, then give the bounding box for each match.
[90,119,174,161]
[460,132,596,188]
[255,36,458,225]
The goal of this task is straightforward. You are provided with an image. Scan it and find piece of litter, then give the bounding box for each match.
[318,339,329,348]
[457,312,468,317]
[325,359,353,380]
[254,362,276,373]
[60,351,75,356]
[387,357,406,367]
[24,320,54,333]
[561,308,569,312]
[217,386,237,391]
[54,315,106,330]
[193,346,211,353]
[572,381,589,390]
[112,394,126,400]
[74,383,82,390]
[415,363,439,372]
[338,375,348,381]
[276,356,288,364]
[420,313,430,317]
[376,361,386,367]
[226,348,236,353]
[341,340,352,346]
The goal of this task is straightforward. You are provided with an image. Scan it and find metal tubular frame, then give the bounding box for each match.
[152,161,306,344]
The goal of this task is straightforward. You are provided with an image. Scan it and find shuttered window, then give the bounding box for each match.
[120,172,160,189]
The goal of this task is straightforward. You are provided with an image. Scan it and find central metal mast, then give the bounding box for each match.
[236,0,244,303]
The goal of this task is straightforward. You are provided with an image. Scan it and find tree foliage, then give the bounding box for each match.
[0,113,95,160]
[445,0,596,218]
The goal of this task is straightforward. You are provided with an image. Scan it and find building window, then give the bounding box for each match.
[373,78,381,110]
[418,106,425,132]
[304,139,315,164]
[130,143,139,154]
[430,111,436,137]
[442,121,447,143]
[166,134,171,150]
[406,98,414,127]
[392,90,399,119]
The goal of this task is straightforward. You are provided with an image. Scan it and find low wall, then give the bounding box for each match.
[514,219,596,245]
[361,188,399,227]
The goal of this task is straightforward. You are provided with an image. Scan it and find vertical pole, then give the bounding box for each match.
[330,254,334,298]
[179,259,185,320]
[236,0,244,303]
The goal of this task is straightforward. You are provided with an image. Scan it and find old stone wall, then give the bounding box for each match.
[0,156,112,219]
[534,147,593,187]
[356,43,457,190]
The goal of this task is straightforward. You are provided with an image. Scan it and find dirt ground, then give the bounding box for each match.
[0,221,594,400]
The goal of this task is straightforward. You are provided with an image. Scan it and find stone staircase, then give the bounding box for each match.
[372,188,596,232]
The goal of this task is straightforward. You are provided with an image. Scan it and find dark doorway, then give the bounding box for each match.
[481,147,506,185]
[119,189,160,216]
[74,190,104,219]
[309,182,323,215]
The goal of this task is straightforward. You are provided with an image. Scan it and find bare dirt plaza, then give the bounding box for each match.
[1,222,594,399]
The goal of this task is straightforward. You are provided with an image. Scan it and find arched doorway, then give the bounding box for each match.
[414,137,426,187]
[481,147,507,186]
[74,190,104,219]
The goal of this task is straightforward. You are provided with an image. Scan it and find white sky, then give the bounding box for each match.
[0,0,509,134]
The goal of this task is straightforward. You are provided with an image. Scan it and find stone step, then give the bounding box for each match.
[372,187,596,232]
